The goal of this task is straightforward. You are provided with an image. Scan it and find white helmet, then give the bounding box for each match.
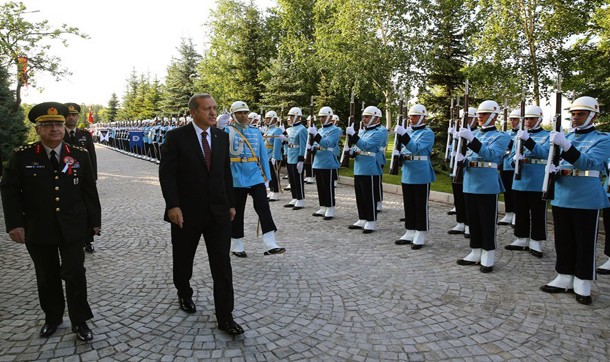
[248,112,258,120]
[265,110,279,123]
[569,96,599,129]
[569,96,599,114]
[524,105,543,129]
[362,106,382,126]
[458,107,477,119]
[318,106,333,124]
[509,108,521,119]
[477,100,500,126]
[332,114,340,123]
[408,104,427,116]
[287,107,302,117]
[230,101,249,114]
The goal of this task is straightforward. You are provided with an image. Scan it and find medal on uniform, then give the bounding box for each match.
[62,156,75,174]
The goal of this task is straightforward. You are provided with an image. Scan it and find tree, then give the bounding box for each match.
[0,1,88,112]
[0,65,27,159]
[106,93,119,122]
[161,38,201,114]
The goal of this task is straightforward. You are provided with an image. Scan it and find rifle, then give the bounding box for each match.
[340,91,356,168]
[502,102,508,132]
[444,98,455,163]
[304,96,315,164]
[452,81,470,183]
[389,98,405,175]
[514,96,526,180]
[542,75,562,200]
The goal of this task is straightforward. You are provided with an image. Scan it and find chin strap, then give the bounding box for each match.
[483,113,496,127]
[576,112,596,130]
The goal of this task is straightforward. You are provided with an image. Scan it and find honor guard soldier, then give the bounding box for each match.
[540,96,610,304]
[346,106,387,233]
[375,122,388,213]
[448,107,478,237]
[284,107,308,209]
[1,102,101,341]
[393,104,436,249]
[226,101,286,257]
[456,100,510,273]
[264,111,284,201]
[309,106,342,220]
[64,103,98,253]
[504,105,549,257]
[597,157,610,275]
[498,109,520,226]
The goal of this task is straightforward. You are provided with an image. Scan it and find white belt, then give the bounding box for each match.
[318,147,335,151]
[357,151,377,157]
[468,161,498,169]
[559,169,600,177]
[521,158,546,165]
[287,144,300,148]
[403,155,429,161]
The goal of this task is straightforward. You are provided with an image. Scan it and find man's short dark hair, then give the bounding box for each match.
[188,93,212,111]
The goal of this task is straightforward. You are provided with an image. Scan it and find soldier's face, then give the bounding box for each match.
[409,115,424,125]
[234,111,249,124]
[477,113,492,126]
[65,113,78,128]
[525,117,539,129]
[510,118,520,129]
[36,121,65,146]
[570,110,593,128]
[191,97,217,129]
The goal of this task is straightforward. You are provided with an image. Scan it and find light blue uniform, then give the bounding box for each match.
[312,124,342,169]
[463,126,511,194]
[502,129,518,171]
[510,128,550,191]
[400,125,436,184]
[225,124,271,188]
[377,126,388,167]
[286,122,308,164]
[353,125,387,176]
[551,128,610,209]
[264,126,283,161]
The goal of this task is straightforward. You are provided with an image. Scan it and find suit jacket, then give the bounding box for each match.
[159,123,235,224]
[64,128,97,179]
[1,142,102,245]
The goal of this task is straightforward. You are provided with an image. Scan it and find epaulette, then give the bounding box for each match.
[14,143,36,152]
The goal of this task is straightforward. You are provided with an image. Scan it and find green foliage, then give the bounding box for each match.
[162,38,201,113]
[106,93,119,122]
[0,65,27,158]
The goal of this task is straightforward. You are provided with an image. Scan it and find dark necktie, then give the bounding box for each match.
[70,130,76,144]
[202,131,212,170]
[50,150,59,171]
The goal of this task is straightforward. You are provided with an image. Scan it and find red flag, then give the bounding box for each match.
[88,110,94,124]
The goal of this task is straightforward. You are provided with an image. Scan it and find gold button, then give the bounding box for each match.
[55,197,60,202]
[54,187,59,191]
[55,208,60,212]
[55,176,59,180]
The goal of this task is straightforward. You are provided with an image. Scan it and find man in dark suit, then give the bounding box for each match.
[159,93,243,335]
[1,102,101,341]
[64,102,98,253]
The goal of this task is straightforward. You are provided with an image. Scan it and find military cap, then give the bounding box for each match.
[28,102,69,123]
[65,102,81,114]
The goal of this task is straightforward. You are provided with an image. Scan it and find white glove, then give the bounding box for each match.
[308,126,318,136]
[271,158,276,165]
[456,153,465,162]
[346,125,355,136]
[279,135,288,141]
[296,161,304,174]
[448,126,455,134]
[458,127,474,142]
[265,181,269,188]
[279,125,285,132]
[517,129,529,141]
[514,152,524,161]
[392,149,400,156]
[550,130,571,151]
[549,163,560,173]
[451,128,459,138]
[394,125,407,136]
[306,144,312,150]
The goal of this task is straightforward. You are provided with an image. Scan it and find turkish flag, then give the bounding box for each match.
[88,110,94,124]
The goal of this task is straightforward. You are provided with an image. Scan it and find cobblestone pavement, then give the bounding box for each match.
[1,145,610,361]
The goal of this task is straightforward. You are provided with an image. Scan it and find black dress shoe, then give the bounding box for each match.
[529,249,543,258]
[362,229,374,234]
[179,297,197,314]
[497,221,510,225]
[447,210,456,215]
[411,244,423,250]
[84,242,95,253]
[480,265,493,273]
[504,245,529,251]
[283,203,294,208]
[447,229,464,235]
[292,206,303,210]
[464,233,470,239]
[264,247,286,255]
[456,259,479,266]
[395,239,412,245]
[231,251,247,258]
[40,321,62,338]
[323,216,333,220]
[312,212,324,217]
[72,322,93,341]
[575,293,592,305]
[348,225,363,230]
[218,320,245,335]
[539,285,573,294]
[596,268,610,275]
[399,217,406,222]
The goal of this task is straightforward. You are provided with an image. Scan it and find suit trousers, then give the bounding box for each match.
[354,175,379,222]
[451,180,468,224]
[268,160,279,193]
[464,193,498,251]
[604,201,610,257]
[287,163,305,200]
[552,206,599,280]
[513,190,547,241]
[26,241,93,325]
[314,168,336,207]
[232,184,277,238]
[171,216,234,324]
[402,183,430,231]
[500,170,515,213]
